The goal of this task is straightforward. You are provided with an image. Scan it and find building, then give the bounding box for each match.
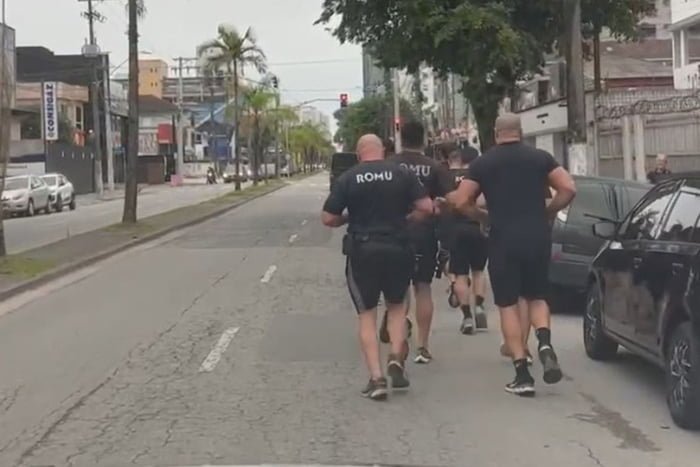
[138,55,169,98]
[1,22,16,107]
[600,0,671,41]
[297,106,330,130]
[671,0,700,88]
[361,47,387,96]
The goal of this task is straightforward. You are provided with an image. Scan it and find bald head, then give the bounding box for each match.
[495,113,522,144]
[356,134,385,161]
[656,153,668,170]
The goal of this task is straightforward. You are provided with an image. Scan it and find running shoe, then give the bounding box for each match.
[414,347,433,364]
[474,304,488,330]
[539,345,563,384]
[361,377,388,400]
[460,316,474,335]
[505,375,536,397]
[387,354,410,389]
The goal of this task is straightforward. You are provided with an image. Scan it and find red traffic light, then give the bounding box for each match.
[340,93,349,107]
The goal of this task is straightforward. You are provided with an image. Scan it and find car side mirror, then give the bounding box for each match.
[592,221,617,240]
[59,180,66,186]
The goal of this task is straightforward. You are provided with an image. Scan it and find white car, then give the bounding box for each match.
[1,175,51,216]
[41,173,76,212]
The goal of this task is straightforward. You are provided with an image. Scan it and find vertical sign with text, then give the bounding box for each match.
[42,81,59,141]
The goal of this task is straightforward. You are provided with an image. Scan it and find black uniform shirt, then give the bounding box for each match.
[323,160,427,235]
[445,167,480,230]
[468,142,558,246]
[387,151,449,239]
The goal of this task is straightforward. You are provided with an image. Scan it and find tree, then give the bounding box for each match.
[0,13,11,255]
[288,122,332,172]
[243,85,276,185]
[198,25,266,191]
[122,0,146,224]
[333,95,417,151]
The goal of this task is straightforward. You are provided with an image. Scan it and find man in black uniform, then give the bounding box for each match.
[322,133,433,401]
[387,120,448,364]
[446,113,576,397]
[443,146,488,335]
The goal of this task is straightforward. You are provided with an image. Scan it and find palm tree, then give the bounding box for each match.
[122,0,146,224]
[243,86,275,186]
[288,123,330,173]
[198,25,266,191]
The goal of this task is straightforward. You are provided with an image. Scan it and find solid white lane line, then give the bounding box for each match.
[199,327,240,372]
[300,219,308,226]
[260,265,277,283]
[288,234,298,244]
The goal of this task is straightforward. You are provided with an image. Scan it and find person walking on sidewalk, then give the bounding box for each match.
[445,113,576,396]
[322,133,433,401]
[442,146,488,335]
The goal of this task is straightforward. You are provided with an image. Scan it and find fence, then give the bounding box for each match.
[45,143,95,194]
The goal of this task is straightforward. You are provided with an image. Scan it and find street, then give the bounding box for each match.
[2,182,249,254]
[0,173,697,467]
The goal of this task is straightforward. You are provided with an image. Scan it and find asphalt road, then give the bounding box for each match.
[2,182,249,254]
[0,174,697,467]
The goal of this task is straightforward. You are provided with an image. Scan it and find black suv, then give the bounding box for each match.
[584,174,700,429]
[549,176,649,311]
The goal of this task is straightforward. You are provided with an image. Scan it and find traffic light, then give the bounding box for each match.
[340,93,349,108]
[271,75,279,89]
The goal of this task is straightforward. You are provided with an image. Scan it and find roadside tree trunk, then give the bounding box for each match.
[232,60,241,191]
[593,28,602,93]
[122,0,139,224]
[0,17,10,255]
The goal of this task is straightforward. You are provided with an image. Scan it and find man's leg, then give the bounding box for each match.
[469,230,489,330]
[346,255,388,401]
[449,238,474,334]
[414,281,435,361]
[384,246,413,389]
[522,247,562,385]
[489,248,536,397]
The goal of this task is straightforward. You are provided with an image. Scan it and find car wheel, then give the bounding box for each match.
[583,281,618,361]
[69,195,76,211]
[666,322,700,430]
[55,195,63,212]
[26,199,35,217]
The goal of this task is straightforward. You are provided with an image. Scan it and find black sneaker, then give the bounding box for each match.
[414,347,433,364]
[505,375,536,397]
[387,354,410,389]
[474,305,488,330]
[539,345,563,384]
[361,377,388,400]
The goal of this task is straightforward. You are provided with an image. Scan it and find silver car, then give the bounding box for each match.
[1,175,52,216]
[41,173,76,212]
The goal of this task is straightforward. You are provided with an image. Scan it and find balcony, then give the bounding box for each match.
[673,61,700,88]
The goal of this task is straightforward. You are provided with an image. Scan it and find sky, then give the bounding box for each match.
[5,0,363,135]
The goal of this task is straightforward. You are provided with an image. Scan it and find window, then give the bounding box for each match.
[658,190,700,242]
[616,185,649,219]
[565,182,617,226]
[75,106,83,130]
[619,182,678,240]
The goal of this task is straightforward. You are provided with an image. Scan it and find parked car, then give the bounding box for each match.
[584,173,700,429]
[330,152,358,190]
[549,176,650,311]
[1,175,51,216]
[222,166,249,184]
[41,173,76,212]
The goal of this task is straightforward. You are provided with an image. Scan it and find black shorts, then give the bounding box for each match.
[346,240,413,313]
[448,226,488,275]
[488,240,551,308]
[410,234,438,284]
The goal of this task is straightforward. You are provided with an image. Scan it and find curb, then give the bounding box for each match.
[0,182,289,302]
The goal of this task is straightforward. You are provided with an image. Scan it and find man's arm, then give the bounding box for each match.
[404,169,431,223]
[321,176,349,228]
[407,196,434,223]
[445,179,488,223]
[546,167,576,217]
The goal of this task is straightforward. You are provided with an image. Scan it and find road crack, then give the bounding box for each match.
[572,441,605,467]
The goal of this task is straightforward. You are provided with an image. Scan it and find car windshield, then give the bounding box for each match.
[41,175,59,186]
[4,177,28,191]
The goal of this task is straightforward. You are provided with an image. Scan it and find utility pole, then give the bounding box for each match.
[272,75,281,179]
[102,53,114,191]
[0,0,11,255]
[175,57,184,179]
[563,0,587,174]
[393,68,402,153]
[80,0,105,195]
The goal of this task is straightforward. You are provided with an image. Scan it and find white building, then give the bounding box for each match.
[671,0,700,88]
[297,106,331,134]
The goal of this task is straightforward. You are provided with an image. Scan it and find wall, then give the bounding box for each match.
[182,161,210,178]
[9,139,44,158]
[672,0,700,25]
[45,143,95,194]
[6,162,45,177]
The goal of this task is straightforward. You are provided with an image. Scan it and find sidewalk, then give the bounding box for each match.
[0,179,289,301]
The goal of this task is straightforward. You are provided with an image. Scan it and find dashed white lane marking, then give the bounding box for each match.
[300,219,308,226]
[260,265,278,283]
[288,234,298,244]
[199,327,240,372]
